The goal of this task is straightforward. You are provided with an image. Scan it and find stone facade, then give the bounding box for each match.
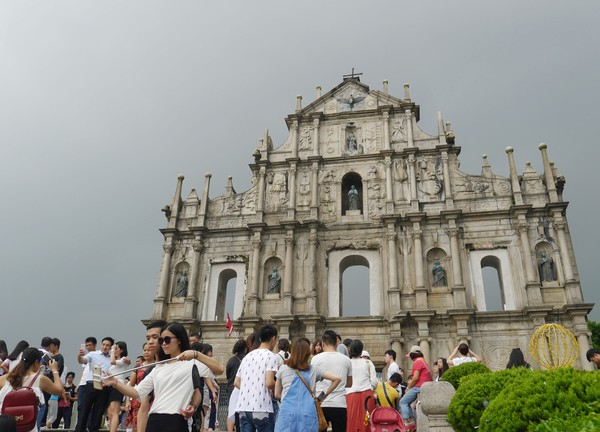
[148,77,593,372]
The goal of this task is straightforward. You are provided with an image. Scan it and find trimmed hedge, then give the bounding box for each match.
[440,361,490,390]
[479,368,600,431]
[447,367,531,431]
[532,411,600,432]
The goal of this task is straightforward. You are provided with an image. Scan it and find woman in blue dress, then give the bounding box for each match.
[275,339,341,432]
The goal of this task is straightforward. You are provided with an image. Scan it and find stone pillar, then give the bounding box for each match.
[386,227,401,312]
[407,152,418,206]
[246,233,263,316]
[406,109,414,148]
[312,118,320,157]
[412,223,427,309]
[384,155,394,213]
[167,175,184,229]
[307,227,318,313]
[506,146,524,205]
[437,112,447,146]
[419,381,456,432]
[441,151,453,208]
[447,224,466,308]
[153,241,174,319]
[539,144,559,202]
[256,166,266,216]
[287,163,297,219]
[291,120,299,158]
[516,220,542,305]
[198,172,212,226]
[282,234,295,314]
[553,218,575,282]
[184,239,203,317]
[383,112,390,150]
[310,159,320,219]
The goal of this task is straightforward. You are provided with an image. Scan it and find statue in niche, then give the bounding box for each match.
[538,250,556,282]
[348,185,360,211]
[347,132,357,151]
[175,270,189,297]
[432,260,447,286]
[267,267,281,294]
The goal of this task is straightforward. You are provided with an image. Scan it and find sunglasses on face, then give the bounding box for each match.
[158,336,176,345]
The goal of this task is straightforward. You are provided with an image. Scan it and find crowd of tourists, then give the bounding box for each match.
[2,326,595,432]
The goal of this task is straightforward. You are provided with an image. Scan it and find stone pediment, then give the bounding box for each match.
[298,78,406,117]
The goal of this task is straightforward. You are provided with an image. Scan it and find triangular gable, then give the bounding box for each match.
[298,78,406,116]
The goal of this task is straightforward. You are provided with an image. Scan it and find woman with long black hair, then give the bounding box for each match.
[0,347,65,432]
[103,322,224,432]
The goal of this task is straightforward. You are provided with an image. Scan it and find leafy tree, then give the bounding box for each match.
[589,320,600,350]
[440,361,490,390]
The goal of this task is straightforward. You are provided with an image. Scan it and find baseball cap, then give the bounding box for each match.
[405,345,421,358]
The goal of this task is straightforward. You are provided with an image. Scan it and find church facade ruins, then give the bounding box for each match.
[148,76,593,370]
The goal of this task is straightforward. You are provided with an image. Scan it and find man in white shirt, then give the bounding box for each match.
[75,336,114,432]
[235,325,279,432]
[384,349,400,381]
[447,343,482,366]
[310,330,353,432]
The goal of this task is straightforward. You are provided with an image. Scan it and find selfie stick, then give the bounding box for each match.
[92,357,177,390]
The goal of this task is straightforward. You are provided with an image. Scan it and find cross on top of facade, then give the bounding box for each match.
[343,67,363,80]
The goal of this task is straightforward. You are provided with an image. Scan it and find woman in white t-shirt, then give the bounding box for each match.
[107,341,131,432]
[103,322,224,432]
[0,347,65,432]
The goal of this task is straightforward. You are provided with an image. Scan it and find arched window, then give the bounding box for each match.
[342,172,363,215]
[481,256,505,311]
[216,269,237,321]
[339,255,370,316]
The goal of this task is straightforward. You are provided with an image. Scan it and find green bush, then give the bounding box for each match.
[532,410,600,432]
[479,368,600,432]
[440,361,490,390]
[447,367,530,431]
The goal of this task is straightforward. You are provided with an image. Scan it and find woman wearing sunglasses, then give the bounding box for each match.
[103,322,224,432]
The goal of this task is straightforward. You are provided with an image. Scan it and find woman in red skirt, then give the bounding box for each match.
[345,340,378,432]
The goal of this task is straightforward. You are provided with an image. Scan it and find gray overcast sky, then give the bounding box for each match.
[1,1,599,374]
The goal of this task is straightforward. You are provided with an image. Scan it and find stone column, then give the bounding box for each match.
[412,223,427,309]
[256,166,266,216]
[287,163,297,219]
[153,241,174,319]
[383,112,390,150]
[198,172,212,226]
[539,144,558,202]
[184,239,204,317]
[246,234,263,316]
[282,234,295,314]
[553,218,575,282]
[506,146,524,205]
[310,159,320,219]
[386,227,401,311]
[446,224,466,308]
[516,221,542,305]
[406,109,414,148]
[291,120,299,158]
[441,151,454,208]
[384,155,394,213]
[407,153,417,202]
[307,227,318,313]
[312,118,320,157]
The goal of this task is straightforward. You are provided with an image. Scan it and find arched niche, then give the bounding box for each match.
[264,256,283,297]
[171,261,190,300]
[339,255,370,316]
[341,172,363,215]
[426,247,449,289]
[203,261,246,321]
[468,249,520,311]
[327,249,382,317]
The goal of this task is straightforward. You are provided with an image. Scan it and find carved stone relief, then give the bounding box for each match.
[416,157,443,201]
[299,126,313,151]
[298,173,311,206]
[325,126,338,155]
[391,117,406,143]
[266,172,289,211]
